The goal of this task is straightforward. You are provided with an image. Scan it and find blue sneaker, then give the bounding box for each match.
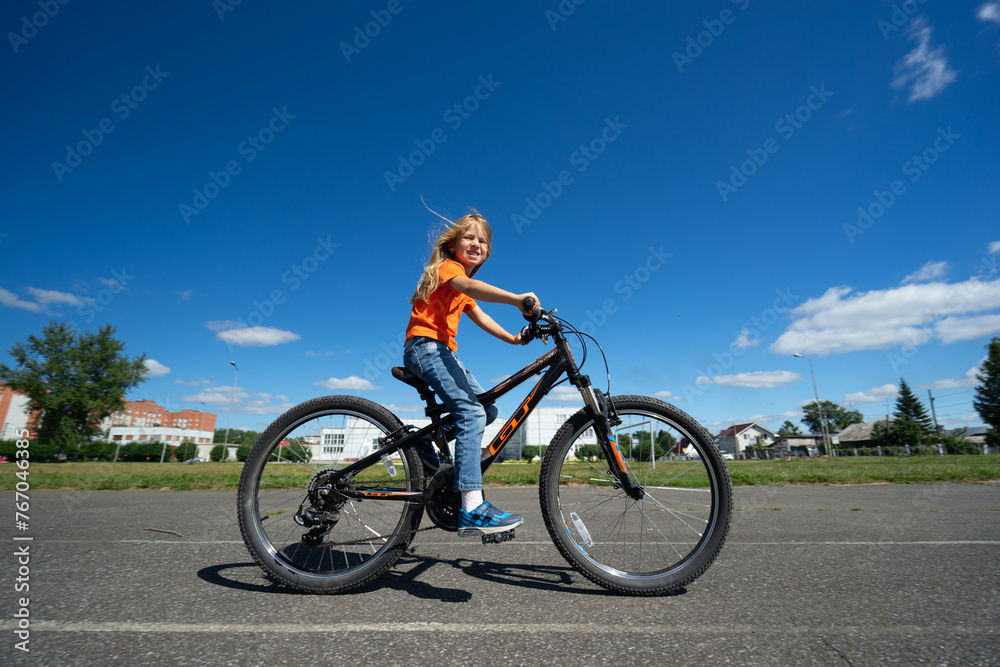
[458,501,524,537]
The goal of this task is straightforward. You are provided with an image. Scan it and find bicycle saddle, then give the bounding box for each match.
[391,366,432,396]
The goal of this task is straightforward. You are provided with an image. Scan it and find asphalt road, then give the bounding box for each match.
[2,483,998,666]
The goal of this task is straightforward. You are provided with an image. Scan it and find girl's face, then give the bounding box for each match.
[450,223,489,271]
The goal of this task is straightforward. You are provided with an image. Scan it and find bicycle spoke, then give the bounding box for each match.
[238,397,426,593]
[540,398,732,594]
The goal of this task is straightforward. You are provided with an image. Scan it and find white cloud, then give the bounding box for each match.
[173,378,213,386]
[770,278,1000,356]
[845,384,899,404]
[207,322,301,347]
[696,371,803,389]
[181,386,292,416]
[708,411,800,433]
[890,19,958,102]
[921,360,983,390]
[385,403,423,414]
[240,399,295,415]
[26,287,91,307]
[180,289,196,302]
[901,260,948,284]
[145,359,171,377]
[978,2,1000,23]
[989,241,1000,254]
[652,390,673,399]
[544,386,584,404]
[314,376,381,391]
[96,277,128,292]
[182,388,247,406]
[0,286,95,313]
[205,320,243,332]
[936,314,1000,343]
[0,287,43,313]
[733,330,761,350]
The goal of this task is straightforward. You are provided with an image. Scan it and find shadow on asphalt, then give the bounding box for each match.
[197,552,688,601]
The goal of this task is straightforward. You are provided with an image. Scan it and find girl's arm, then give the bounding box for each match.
[449,275,539,315]
[466,305,525,345]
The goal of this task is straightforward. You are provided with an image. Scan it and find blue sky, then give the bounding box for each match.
[2,1,999,436]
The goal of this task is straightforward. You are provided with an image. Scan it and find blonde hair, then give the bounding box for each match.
[410,210,492,304]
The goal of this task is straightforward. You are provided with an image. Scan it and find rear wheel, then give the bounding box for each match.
[237,395,424,593]
[539,395,732,596]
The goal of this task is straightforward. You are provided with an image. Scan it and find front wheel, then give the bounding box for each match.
[539,396,732,596]
[237,395,424,594]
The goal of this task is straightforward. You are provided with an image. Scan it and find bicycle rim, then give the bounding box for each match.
[237,396,423,593]
[540,396,732,595]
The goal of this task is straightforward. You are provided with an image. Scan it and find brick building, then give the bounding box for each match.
[102,399,217,449]
[1,387,216,449]
[104,399,216,431]
[0,382,37,440]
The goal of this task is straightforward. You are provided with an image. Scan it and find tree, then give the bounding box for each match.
[268,440,312,462]
[871,379,936,449]
[574,444,605,461]
[778,420,801,436]
[801,400,863,433]
[175,441,197,461]
[870,420,894,450]
[619,430,675,462]
[0,322,147,458]
[214,428,260,445]
[521,445,541,461]
[973,337,1000,447]
[893,378,935,445]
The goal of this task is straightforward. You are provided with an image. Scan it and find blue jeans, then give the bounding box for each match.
[403,337,498,492]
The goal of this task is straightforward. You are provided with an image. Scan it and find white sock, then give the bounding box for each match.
[462,489,484,512]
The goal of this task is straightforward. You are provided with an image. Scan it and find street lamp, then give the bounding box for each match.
[794,353,833,457]
[223,361,238,458]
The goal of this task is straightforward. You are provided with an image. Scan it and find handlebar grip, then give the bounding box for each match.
[522,296,540,323]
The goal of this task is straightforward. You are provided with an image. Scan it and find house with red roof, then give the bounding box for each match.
[716,423,777,458]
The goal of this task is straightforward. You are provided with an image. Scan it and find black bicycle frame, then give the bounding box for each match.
[331,320,638,501]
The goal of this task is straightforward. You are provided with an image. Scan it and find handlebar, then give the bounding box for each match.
[519,297,555,344]
[522,296,540,322]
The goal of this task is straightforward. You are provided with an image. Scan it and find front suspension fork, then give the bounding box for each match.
[581,385,645,501]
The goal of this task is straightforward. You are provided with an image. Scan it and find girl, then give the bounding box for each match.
[402,210,540,537]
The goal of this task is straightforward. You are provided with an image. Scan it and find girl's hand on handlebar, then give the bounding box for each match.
[518,293,541,317]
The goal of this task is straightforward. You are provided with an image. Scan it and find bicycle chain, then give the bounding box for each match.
[306,470,451,548]
[320,524,441,548]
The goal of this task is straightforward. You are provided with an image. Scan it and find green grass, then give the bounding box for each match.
[1,455,998,491]
[725,455,1000,485]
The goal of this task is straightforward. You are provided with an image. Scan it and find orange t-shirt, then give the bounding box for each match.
[405,260,477,352]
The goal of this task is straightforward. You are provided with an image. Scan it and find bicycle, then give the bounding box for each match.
[237,300,732,596]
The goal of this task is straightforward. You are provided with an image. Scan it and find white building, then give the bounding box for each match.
[107,425,215,458]
[306,406,595,463]
[716,423,777,457]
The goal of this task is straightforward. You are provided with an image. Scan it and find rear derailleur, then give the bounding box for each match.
[294,468,345,547]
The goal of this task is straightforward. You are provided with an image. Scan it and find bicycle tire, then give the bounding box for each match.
[237,395,424,593]
[539,395,732,596]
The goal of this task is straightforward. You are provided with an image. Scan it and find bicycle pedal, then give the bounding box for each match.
[481,529,515,545]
